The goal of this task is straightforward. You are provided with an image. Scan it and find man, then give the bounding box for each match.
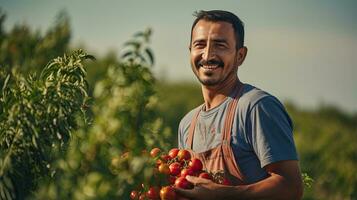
[175,10,303,199]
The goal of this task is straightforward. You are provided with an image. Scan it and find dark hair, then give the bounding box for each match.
[190,10,245,49]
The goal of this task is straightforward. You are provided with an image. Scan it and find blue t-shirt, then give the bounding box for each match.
[178,84,298,184]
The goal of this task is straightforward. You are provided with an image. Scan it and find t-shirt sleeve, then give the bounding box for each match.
[248,96,298,168]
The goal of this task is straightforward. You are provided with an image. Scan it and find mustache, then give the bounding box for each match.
[197,59,224,67]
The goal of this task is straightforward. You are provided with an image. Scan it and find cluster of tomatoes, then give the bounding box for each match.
[130,147,229,200]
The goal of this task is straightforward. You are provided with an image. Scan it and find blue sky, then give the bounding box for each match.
[1,0,357,113]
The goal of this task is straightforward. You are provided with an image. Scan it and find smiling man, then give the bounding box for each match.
[176,10,303,199]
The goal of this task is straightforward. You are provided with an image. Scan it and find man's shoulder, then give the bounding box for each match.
[238,84,273,112]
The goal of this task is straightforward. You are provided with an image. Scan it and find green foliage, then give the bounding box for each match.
[156,82,203,140]
[121,28,155,66]
[34,30,172,199]
[0,50,91,199]
[302,173,314,189]
[286,103,357,199]
[0,9,70,73]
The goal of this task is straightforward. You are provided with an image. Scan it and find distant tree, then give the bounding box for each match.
[0,9,70,73]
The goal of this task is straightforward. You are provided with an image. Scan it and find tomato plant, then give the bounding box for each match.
[0,49,92,200]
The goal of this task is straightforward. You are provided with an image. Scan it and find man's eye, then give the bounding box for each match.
[216,43,227,48]
[194,43,205,48]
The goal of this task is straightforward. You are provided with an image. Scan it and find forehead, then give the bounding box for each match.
[192,20,235,41]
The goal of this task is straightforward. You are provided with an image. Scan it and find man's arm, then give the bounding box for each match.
[175,160,303,200]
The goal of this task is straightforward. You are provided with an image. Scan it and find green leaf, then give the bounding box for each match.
[83,54,96,61]
[144,48,154,66]
[121,51,134,59]
[123,41,140,49]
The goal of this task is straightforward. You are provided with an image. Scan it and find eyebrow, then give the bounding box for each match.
[212,38,228,44]
[192,38,228,45]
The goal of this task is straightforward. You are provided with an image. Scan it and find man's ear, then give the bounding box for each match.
[188,45,191,52]
[236,46,248,66]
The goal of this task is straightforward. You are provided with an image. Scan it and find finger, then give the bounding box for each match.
[186,175,210,186]
[186,175,200,184]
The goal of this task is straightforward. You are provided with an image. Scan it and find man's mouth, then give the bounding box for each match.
[200,64,220,70]
[198,60,224,70]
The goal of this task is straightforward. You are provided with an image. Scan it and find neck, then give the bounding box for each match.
[201,77,241,110]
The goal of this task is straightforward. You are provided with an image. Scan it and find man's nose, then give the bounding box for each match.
[202,44,216,61]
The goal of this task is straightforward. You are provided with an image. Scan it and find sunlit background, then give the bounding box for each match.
[2,0,357,113]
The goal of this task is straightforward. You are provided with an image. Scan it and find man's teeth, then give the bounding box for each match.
[201,65,219,69]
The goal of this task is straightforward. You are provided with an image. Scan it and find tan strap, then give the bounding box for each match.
[186,107,201,149]
[222,83,244,141]
[221,83,246,182]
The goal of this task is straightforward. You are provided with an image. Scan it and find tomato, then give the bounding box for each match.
[161,154,171,162]
[156,159,163,167]
[160,186,177,200]
[158,163,170,175]
[139,193,146,200]
[156,154,170,167]
[169,162,181,176]
[180,168,194,178]
[150,148,161,157]
[146,186,160,200]
[222,178,231,185]
[177,149,191,161]
[168,175,177,184]
[175,177,193,189]
[188,158,203,172]
[130,190,139,199]
[198,172,211,180]
[168,148,179,159]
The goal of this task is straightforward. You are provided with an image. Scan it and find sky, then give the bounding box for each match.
[1,0,357,113]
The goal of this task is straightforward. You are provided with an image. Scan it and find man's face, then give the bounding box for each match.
[190,20,242,87]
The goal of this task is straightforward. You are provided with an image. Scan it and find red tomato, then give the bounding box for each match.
[188,158,203,172]
[168,175,177,184]
[222,178,231,185]
[156,159,163,167]
[177,149,191,161]
[168,148,179,159]
[156,154,170,167]
[169,162,181,176]
[161,154,171,162]
[139,193,146,200]
[198,172,212,180]
[150,148,161,157]
[160,186,177,200]
[158,163,170,175]
[146,186,160,200]
[175,177,193,189]
[180,168,194,178]
[130,190,139,199]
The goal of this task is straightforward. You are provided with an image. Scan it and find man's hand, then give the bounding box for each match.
[175,175,229,200]
[175,160,303,200]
